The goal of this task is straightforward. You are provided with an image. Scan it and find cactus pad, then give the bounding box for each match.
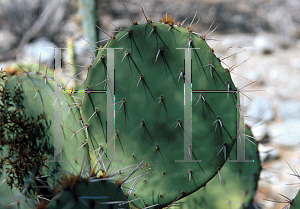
[81,15,239,208]
[2,65,89,187]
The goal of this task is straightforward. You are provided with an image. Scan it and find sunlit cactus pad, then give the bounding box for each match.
[81,13,239,208]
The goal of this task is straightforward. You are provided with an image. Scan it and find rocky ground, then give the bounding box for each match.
[1,0,300,208]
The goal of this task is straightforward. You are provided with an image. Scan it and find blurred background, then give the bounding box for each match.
[1,0,300,208]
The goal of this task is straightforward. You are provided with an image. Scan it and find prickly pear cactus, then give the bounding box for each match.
[0,181,33,209]
[172,125,261,209]
[1,65,89,195]
[81,14,239,208]
[1,65,134,208]
[0,76,40,208]
[0,132,35,209]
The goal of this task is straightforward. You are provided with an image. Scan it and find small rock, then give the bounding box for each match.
[294,59,300,70]
[259,168,279,185]
[253,35,274,55]
[268,120,300,147]
[246,71,265,85]
[278,100,300,120]
[74,38,90,56]
[22,37,57,65]
[0,30,17,52]
[73,38,93,66]
[258,144,279,163]
[246,97,274,125]
[232,14,247,25]
[251,123,268,141]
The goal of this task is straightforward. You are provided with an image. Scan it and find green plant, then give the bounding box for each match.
[0,6,261,209]
[78,0,99,56]
[2,63,89,180]
[0,65,139,208]
[81,12,239,208]
[0,65,89,208]
[0,72,41,208]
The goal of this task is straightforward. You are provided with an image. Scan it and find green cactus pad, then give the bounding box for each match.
[0,143,36,209]
[2,65,89,185]
[172,125,261,209]
[0,176,34,209]
[81,17,239,208]
[0,81,39,208]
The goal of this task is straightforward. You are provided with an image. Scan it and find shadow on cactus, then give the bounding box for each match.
[0,70,53,190]
[0,63,137,208]
[0,70,55,208]
[45,158,136,209]
[0,63,89,207]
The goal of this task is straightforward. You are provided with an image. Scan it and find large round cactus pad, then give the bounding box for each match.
[81,22,239,208]
[3,67,89,178]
